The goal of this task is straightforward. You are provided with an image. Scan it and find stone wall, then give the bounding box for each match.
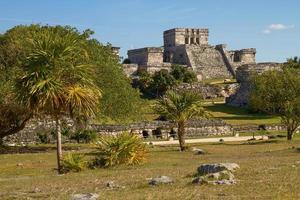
[3,116,74,144]
[128,47,163,66]
[232,124,286,133]
[3,119,233,144]
[3,117,289,145]
[138,63,172,74]
[175,82,223,99]
[91,119,233,138]
[226,62,282,107]
[122,64,138,77]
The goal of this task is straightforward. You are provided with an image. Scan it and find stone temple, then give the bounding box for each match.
[123,28,257,80]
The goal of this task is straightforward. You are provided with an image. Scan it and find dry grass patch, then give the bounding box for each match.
[0,140,299,199]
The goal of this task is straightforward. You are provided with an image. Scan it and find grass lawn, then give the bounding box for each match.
[0,139,300,200]
[204,103,281,125]
[137,99,281,126]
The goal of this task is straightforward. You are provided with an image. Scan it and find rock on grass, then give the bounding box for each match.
[70,193,99,200]
[149,176,174,186]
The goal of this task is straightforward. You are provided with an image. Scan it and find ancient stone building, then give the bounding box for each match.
[127,47,172,74]
[226,62,282,107]
[125,28,256,80]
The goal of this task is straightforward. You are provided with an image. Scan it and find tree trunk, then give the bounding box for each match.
[0,114,32,140]
[177,121,186,151]
[287,126,293,141]
[55,117,63,173]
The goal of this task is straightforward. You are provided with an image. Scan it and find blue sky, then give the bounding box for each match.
[0,0,299,62]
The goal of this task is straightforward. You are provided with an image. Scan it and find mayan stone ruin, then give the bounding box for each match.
[123,28,257,80]
[122,28,282,107]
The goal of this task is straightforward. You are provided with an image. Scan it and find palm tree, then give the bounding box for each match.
[16,28,101,173]
[155,90,209,151]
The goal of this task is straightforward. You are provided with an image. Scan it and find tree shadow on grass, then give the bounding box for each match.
[0,145,82,154]
[205,103,277,121]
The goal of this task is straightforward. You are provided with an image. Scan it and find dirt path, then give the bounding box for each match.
[147,136,268,145]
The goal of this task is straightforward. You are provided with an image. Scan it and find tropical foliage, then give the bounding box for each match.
[93,132,148,167]
[14,26,101,173]
[155,90,209,150]
[250,67,300,140]
[70,129,98,143]
[138,65,197,98]
[61,153,88,173]
[0,24,144,143]
[0,31,31,141]
[170,64,197,83]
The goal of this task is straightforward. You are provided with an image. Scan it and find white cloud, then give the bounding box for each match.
[263,23,295,34]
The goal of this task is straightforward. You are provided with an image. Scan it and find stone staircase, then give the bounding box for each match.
[184,45,232,79]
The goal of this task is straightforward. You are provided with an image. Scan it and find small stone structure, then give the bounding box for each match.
[3,119,233,144]
[124,28,256,80]
[226,62,282,107]
[128,47,164,66]
[91,119,232,138]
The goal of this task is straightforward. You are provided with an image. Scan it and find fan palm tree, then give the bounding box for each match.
[155,90,209,151]
[16,28,101,173]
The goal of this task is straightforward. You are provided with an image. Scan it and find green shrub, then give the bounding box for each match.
[70,129,98,143]
[93,132,148,168]
[37,132,50,144]
[61,153,87,173]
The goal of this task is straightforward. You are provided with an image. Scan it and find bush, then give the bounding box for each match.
[93,132,147,168]
[61,153,87,173]
[170,65,197,83]
[37,132,50,144]
[70,129,98,143]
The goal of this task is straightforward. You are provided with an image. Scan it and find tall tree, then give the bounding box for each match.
[16,27,101,173]
[86,40,143,123]
[155,90,209,151]
[150,69,176,97]
[250,68,300,140]
[0,30,31,142]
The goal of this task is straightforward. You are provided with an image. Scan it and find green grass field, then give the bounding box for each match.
[204,103,281,125]
[138,99,281,126]
[0,139,299,200]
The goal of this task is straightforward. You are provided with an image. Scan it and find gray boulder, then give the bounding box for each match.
[192,170,235,185]
[70,193,99,200]
[193,163,239,185]
[149,176,174,186]
[197,163,239,175]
